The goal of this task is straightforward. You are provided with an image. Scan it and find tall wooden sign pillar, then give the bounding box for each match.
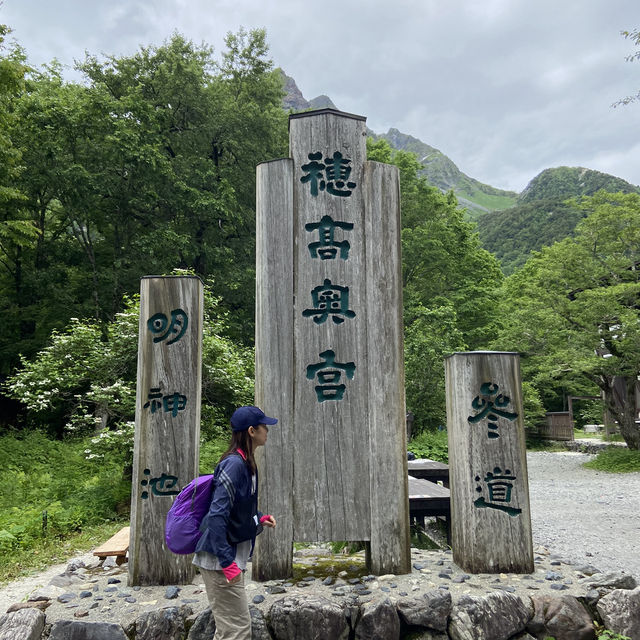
[254,109,411,579]
[129,276,203,585]
[445,351,533,574]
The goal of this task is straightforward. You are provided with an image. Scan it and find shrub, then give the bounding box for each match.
[583,447,640,473]
[6,278,254,439]
[407,429,448,463]
[0,432,130,555]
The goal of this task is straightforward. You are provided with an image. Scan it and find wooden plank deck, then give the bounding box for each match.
[408,476,451,543]
[407,458,449,486]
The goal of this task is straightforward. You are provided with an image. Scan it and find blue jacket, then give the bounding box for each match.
[194,452,263,568]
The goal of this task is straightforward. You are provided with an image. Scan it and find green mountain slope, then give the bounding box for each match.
[477,167,640,274]
[519,166,638,202]
[279,72,640,271]
[371,129,518,219]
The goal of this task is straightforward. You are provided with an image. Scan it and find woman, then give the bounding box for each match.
[193,405,277,639]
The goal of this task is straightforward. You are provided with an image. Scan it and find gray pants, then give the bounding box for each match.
[200,569,251,640]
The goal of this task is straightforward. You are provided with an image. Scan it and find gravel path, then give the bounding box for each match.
[527,450,640,578]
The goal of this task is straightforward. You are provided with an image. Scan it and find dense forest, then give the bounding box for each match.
[0,25,509,438]
[2,25,639,447]
[476,166,640,274]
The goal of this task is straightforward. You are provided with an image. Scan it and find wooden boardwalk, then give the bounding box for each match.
[407,459,449,486]
[407,460,451,542]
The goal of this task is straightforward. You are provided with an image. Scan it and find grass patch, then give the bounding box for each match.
[574,429,624,442]
[199,434,229,474]
[410,523,443,550]
[0,429,236,585]
[583,447,640,473]
[291,555,368,582]
[0,431,131,562]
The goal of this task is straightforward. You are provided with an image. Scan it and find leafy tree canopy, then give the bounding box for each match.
[0,29,287,380]
[367,139,503,431]
[614,28,640,107]
[6,276,253,438]
[491,191,640,449]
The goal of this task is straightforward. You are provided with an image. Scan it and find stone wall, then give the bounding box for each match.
[2,566,638,640]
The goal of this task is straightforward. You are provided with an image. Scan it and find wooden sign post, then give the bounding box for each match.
[253,109,411,579]
[445,351,533,574]
[129,276,203,586]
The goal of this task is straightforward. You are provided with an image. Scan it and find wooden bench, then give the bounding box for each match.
[93,526,130,565]
[407,458,449,487]
[408,476,451,543]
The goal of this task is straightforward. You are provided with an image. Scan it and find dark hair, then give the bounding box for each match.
[219,428,258,473]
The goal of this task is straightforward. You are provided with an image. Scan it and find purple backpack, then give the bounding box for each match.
[165,474,214,554]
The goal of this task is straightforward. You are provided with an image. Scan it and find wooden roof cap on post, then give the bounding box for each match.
[288,108,367,126]
[140,275,203,282]
[445,351,520,358]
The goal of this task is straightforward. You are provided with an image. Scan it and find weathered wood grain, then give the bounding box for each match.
[253,158,295,580]
[289,111,370,542]
[129,276,203,586]
[254,110,410,578]
[93,526,130,558]
[364,160,411,575]
[445,351,533,574]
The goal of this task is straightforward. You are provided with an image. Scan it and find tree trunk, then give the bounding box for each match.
[601,375,640,450]
[618,377,640,450]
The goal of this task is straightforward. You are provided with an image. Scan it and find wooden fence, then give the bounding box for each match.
[537,412,574,441]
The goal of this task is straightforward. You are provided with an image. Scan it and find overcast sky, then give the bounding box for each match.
[2,0,638,192]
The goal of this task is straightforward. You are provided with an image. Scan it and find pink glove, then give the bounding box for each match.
[221,562,241,582]
[260,515,273,525]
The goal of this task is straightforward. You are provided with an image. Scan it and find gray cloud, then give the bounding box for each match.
[2,0,638,191]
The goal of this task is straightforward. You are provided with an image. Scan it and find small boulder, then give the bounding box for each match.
[186,607,216,640]
[6,600,51,613]
[49,573,83,588]
[355,598,400,640]
[0,608,45,640]
[597,586,640,640]
[397,590,452,632]
[585,572,637,598]
[268,595,349,640]
[527,594,595,640]
[66,557,87,572]
[448,591,530,640]
[249,606,271,640]
[576,565,601,576]
[135,605,192,640]
[28,585,63,601]
[57,592,77,604]
[164,585,180,600]
[49,620,128,640]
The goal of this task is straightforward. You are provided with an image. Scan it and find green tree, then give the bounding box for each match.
[614,28,640,107]
[493,191,640,449]
[0,25,40,375]
[76,29,287,339]
[6,278,253,438]
[367,139,504,431]
[0,29,288,382]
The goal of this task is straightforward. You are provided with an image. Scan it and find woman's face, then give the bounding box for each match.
[248,424,269,447]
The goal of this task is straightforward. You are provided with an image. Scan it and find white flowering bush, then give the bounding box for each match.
[83,421,136,474]
[7,283,254,440]
[6,299,139,435]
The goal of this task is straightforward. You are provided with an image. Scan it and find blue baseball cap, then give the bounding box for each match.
[231,406,278,432]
